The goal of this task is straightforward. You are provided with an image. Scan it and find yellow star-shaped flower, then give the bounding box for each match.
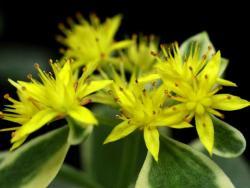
[1,60,112,149]
[155,44,250,154]
[104,74,192,161]
[57,14,131,69]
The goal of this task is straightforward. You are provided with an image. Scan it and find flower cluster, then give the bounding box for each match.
[1,14,249,161]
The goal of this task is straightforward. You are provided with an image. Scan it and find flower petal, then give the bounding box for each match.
[11,109,59,142]
[10,136,28,151]
[103,120,137,144]
[57,61,72,85]
[167,121,193,129]
[198,51,221,91]
[211,94,250,111]
[217,78,237,87]
[195,113,214,155]
[79,80,113,98]
[68,106,97,126]
[110,40,132,51]
[138,73,161,83]
[144,127,159,161]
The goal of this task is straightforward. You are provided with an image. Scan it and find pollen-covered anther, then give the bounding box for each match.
[202,54,207,60]
[204,74,208,80]
[208,45,212,51]
[0,111,4,118]
[150,51,158,56]
[11,131,16,138]
[189,66,193,71]
[4,93,10,100]
[227,95,232,100]
[153,110,156,115]
[34,63,40,69]
[27,73,33,80]
[175,83,179,87]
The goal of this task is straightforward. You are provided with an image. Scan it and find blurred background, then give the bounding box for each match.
[0,0,249,167]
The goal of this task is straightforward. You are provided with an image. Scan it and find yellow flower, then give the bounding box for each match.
[57,14,131,69]
[155,44,250,154]
[1,60,112,149]
[104,76,192,161]
[124,35,158,73]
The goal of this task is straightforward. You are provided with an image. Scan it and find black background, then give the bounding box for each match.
[0,0,249,166]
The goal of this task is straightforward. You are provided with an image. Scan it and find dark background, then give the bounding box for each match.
[0,0,249,165]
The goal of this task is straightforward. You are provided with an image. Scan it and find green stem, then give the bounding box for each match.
[56,164,104,188]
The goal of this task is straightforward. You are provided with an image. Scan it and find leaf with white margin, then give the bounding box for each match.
[180,31,215,60]
[190,139,250,188]
[136,135,234,188]
[0,126,69,188]
[212,116,246,158]
[67,117,93,145]
[180,31,229,77]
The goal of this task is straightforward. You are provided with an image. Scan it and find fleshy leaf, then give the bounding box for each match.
[136,135,234,188]
[180,31,215,60]
[49,164,103,188]
[0,126,69,188]
[67,118,93,145]
[212,116,246,158]
[180,32,228,76]
[191,140,250,188]
[81,104,147,188]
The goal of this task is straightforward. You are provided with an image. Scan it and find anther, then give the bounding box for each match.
[204,74,208,80]
[188,66,193,71]
[27,74,33,80]
[227,95,232,100]
[202,54,207,60]
[119,87,124,91]
[4,93,10,99]
[34,63,40,69]
[175,83,179,87]
[150,51,158,56]
[208,45,212,51]
[153,110,156,115]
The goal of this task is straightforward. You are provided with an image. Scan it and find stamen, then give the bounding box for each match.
[34,63,40,69]
[227,95,232,100]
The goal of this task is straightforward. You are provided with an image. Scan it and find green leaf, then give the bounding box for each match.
[213,116,246,158]
[180,31,215,60]
[219,58,229,77]
[0,126,70,188]
[191,140,250,188]
[49,164,103,188]
[67,118,93,145]
[191,116,246,158]
[81,104,147,188]
[180,31,229,77]
[136,135,234,188]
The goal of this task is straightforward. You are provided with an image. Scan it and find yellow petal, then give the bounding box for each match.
[68,106,97,126]
[211,94,250,111]
[103,120,137,144]
[138,73,161,83]
[198,51,221,90]
[110,40,132,51]
[11,109,59,142]
[144,127,160,161]
[167,121,193,129]
[79,80,113,98]
[195,113,214,155]
[217,78,237,87]
[58,61,72,85]
[10,136,28,151]
[153,112,188,127]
